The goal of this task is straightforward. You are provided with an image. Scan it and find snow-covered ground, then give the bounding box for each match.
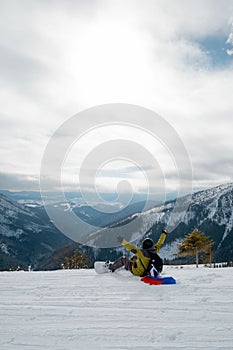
[0,266,232,350]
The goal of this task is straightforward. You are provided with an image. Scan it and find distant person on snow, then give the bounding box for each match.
[107,230,168,277]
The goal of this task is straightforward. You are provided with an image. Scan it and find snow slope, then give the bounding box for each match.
[0,266,232,350]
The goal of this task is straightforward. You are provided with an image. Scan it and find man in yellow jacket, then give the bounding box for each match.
[108,230,168,277]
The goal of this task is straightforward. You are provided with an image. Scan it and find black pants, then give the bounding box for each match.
[111,256,131,271]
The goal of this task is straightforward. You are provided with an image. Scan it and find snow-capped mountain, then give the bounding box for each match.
[156,183,233,261]
[0,194,72,269]
[85,183,233,262]
[0,192,157,270]
[1,183,233,270]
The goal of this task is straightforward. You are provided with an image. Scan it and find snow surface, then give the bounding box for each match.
[0,266,232,350]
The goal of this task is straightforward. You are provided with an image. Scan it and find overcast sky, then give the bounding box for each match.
[0,0,233,196]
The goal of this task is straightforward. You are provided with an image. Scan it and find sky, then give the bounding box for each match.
[1,0,233,198]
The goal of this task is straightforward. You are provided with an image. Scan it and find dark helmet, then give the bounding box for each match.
[142,238,154,249]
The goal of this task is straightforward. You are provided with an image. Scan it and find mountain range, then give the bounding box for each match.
[0,183,233,270]
[76,182,233,262]
[0,194,72,269]
[0,192,156,270]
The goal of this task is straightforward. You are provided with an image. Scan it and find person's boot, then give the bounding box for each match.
[105,260,115,272]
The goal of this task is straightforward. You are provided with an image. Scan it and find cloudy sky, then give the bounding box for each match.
[1,0,233,197]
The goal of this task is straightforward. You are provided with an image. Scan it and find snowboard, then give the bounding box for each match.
[94,261,112,274]
[141,275,176,285]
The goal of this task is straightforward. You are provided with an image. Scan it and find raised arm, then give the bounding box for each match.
[155,230,167,253]
[118,237,144,259]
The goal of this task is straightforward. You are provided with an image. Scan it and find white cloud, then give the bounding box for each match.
[0,0,233,193]
[226,29,233,45]
[226,22,233,55]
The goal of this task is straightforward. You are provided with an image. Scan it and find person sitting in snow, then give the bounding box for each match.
[107,230,168,277]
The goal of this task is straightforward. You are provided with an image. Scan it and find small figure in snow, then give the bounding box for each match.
[107,230,168,277]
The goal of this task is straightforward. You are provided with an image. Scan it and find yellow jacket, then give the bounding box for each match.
[121,232,167,276]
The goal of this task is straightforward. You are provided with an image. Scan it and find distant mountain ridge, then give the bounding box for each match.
[84,183,233,261]
[0,192,157,269]
[0,193,72,269]
[0,183,233,270]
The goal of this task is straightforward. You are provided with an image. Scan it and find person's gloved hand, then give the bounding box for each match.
[117,236,124,243]
[131,249,137,254]
[162,229,168,234]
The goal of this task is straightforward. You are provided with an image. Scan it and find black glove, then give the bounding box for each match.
[117,235,124,243]
[162,229,168,234]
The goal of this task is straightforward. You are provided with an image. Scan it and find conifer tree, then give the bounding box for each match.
[176,228,214,267]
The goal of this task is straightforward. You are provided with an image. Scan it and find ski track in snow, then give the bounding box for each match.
[0,266,233,350]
